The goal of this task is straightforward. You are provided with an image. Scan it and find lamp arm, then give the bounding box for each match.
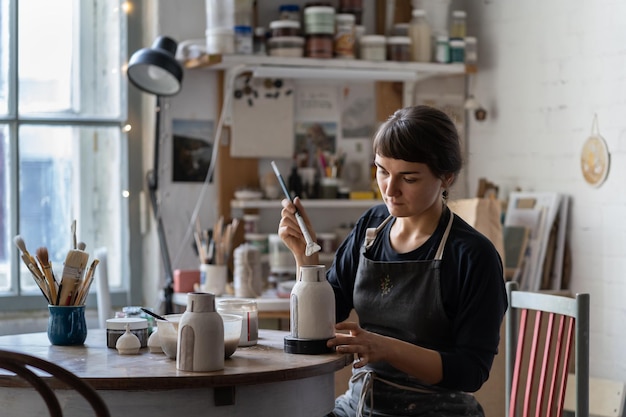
[148,95,174,314]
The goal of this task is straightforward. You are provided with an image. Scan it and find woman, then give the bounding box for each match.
[278,105,507,416]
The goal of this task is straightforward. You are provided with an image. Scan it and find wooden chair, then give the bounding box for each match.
[0,349,110,416]
[505,281,590,417]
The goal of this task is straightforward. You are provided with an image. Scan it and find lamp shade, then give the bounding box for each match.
[128,36,183,96]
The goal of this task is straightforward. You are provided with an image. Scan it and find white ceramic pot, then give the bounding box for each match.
[290,265,335,340]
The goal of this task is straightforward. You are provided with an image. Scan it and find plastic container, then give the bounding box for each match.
[106,318,148,349]
[268,233,297,274]
[253,27,267,55]
[279,4,301,21]
[464,36,478,68]
[338,0,363,25]
[409,9,432,62]
[386,36,411,62]
[269,36,305,57]
[304,5,335,35]
[334,13,356,59]
[449,39,465,63]
[206,27,235,55]
[305,34,333,58]
[245,232,269,254]
[205,0,235,31]
[435,35,450,63]
[269,20,301,37]
[234,25,253,54]
[450,10,467,39]
[217,299,259,346]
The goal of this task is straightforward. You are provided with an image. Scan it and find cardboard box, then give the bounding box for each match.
[173,269,200,293]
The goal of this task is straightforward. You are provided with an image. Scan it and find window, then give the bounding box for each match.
[0,0,129,310]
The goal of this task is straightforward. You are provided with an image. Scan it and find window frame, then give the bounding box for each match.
[0,0,143,311]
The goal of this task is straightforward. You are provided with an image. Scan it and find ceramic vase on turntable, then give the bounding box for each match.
[285,265,335,354]
[177,292,224,372]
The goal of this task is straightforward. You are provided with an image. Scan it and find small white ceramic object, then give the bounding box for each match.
[147,329,163,354]
[116,324,141,355]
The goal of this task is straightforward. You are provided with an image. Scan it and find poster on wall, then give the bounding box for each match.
[341,83,376,139]
[171,119,214,183]
[230,76,295,158]
[294,121,337,169]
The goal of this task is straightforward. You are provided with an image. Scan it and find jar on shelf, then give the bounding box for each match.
[253,27,267,55]
[305,34,333,58]
[450,10,467,39]
[434,35,450,63]
[269,20,301,38]
[338,0,363,25]
[334,13,356,59]
[234,25,253,55]
[279,4,301,21]
[269,36,305,57]
[449,39,465,63]
[304,5,335,35]
[386,36,411,62]
[464,36,478,69]
[408,8,432,62]
[359,35,386,61]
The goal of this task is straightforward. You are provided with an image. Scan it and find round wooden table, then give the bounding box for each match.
[0,329,352,417]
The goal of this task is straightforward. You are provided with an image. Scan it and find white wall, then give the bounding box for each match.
[464,1,626,382]
[148,0,626,383]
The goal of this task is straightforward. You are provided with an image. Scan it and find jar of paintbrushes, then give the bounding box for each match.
[14,220,100,346]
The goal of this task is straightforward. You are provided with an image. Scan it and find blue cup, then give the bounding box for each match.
[47,305,88,346]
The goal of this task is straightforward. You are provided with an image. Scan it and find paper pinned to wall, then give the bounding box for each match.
[230,77,295,158]
[295,84,339,122]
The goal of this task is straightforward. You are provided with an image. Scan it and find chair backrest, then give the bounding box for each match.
[505,281,590,417]
[0,349,110,417]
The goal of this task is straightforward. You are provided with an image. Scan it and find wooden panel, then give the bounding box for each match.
[215,71,259,221]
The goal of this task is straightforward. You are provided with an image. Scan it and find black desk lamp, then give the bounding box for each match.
[128,36,183,314]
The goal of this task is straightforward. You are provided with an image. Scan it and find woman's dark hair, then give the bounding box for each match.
[372,105,463,181]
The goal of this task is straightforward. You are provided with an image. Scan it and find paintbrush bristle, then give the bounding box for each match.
[13,235,29,255]
[36,247,50,267]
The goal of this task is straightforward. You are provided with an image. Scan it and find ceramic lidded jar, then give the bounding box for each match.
[290,265,335,340]
[177,292,224,372]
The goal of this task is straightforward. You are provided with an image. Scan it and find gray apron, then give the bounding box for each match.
[332,212,485,417]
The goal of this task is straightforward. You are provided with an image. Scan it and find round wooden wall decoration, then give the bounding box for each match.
[580,134,610,187]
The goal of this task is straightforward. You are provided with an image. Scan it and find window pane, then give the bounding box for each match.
[0,125,9,291]
[18,125,126,291]
[18,0,123,118]
[0,0,9,115]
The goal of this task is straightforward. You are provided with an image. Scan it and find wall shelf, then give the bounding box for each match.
[183,54,467,82]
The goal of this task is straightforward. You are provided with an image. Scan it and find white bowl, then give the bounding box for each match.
[156,314,183,360]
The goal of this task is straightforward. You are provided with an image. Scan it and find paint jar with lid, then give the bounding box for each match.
[339,0,363,25]
[434,35,450,63]
[106,318,148,349]
[449,39,465,63]
[386,36,411,62]
[279,4,301,21]
[304,5,335,35]
[359,35,386,61]
[234,25,253,54]
[464,36,478,69]
[450,10,467,39]
[270,19,301,38]
[305,34,333,58]
[269,36,305,57]
[334,13,356,59]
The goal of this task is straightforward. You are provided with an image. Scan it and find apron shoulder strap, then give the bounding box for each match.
[363,215,394,250]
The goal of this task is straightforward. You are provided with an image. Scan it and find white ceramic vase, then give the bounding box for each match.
[177,292,224,372]
[290,265,335,340]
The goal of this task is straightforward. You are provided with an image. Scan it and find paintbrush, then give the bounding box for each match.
[14,236,50,302]
[36,247,58,305]
[270,160,321,256]
[75,258,99,306]
[58,249,90,306]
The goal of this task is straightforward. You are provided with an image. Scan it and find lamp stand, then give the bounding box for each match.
[148,96,175,314]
